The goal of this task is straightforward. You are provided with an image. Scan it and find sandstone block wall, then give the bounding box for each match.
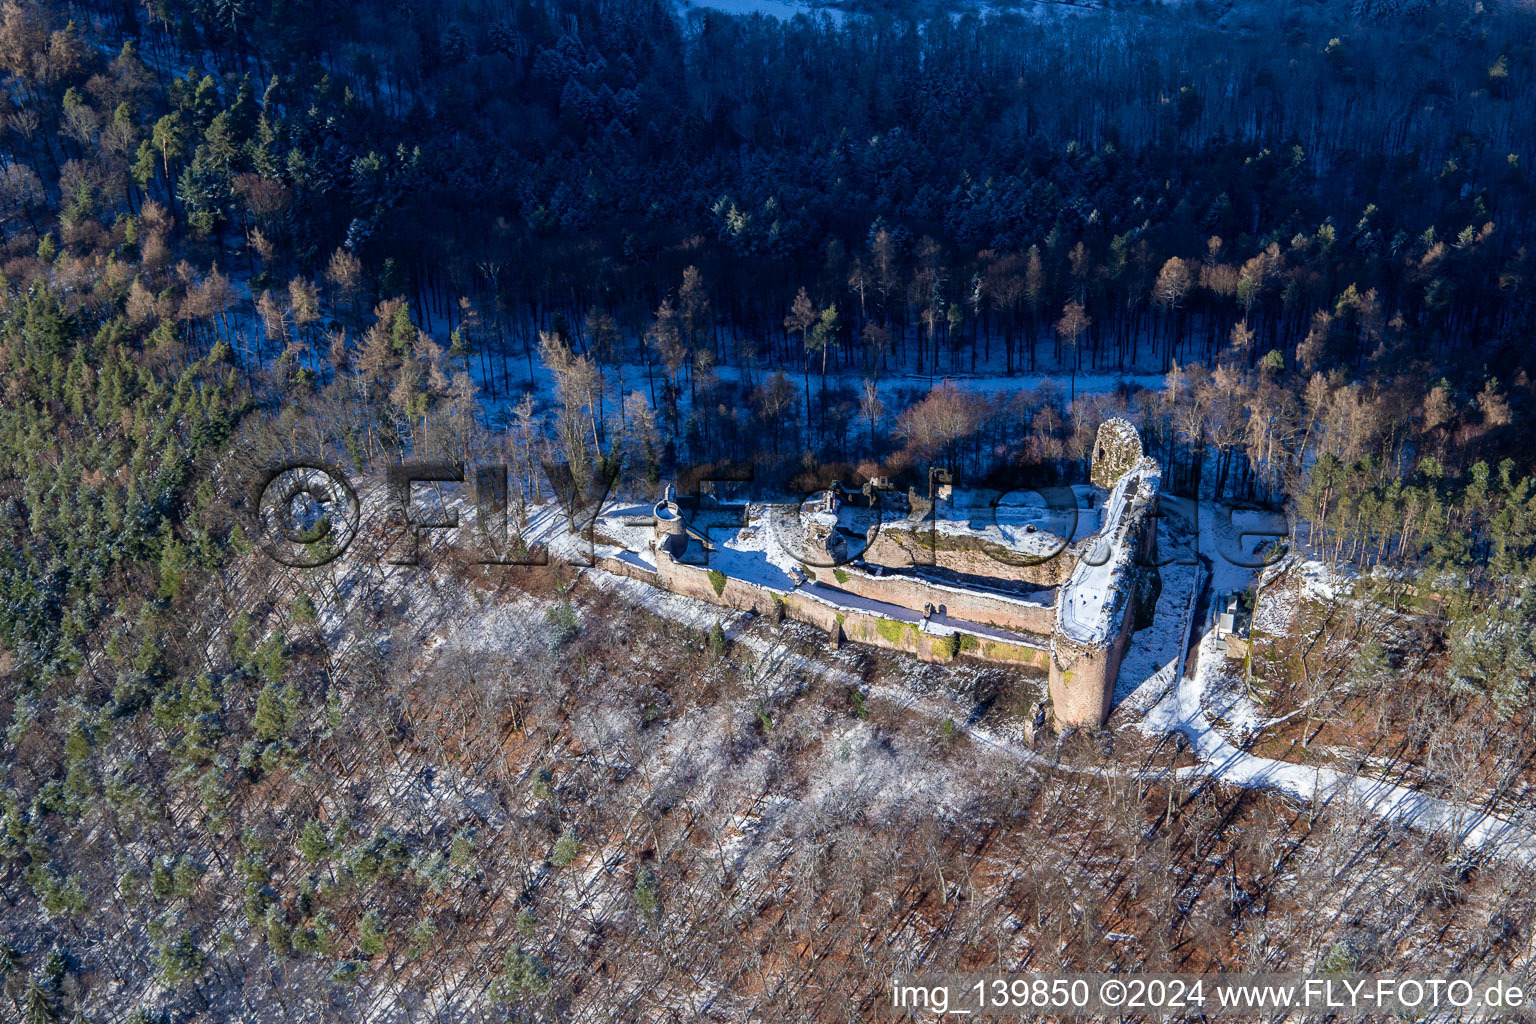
[597,553,661,585]
[646,550,1049,670]
[1046,458,1161,729]
[862,525,1077,587]
[655,554,779,616]
[1048,583,1138,728]
[818,564,1056,636]
[1090,417,1145,489]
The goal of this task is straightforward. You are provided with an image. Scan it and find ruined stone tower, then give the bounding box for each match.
[1050,423,1161,730]
[1089,417,1144,489]
[652,485,688,560]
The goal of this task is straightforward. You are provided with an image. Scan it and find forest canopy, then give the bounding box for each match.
[3,0,1536,1018]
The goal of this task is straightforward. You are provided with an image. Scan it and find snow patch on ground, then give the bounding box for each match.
[1251,556,1356,636]
[1298,559,1356,602]
[1112,558,1197,717]
[1141,630,1536,867]
[1196,661,1269,744]
[926,486,1093,557]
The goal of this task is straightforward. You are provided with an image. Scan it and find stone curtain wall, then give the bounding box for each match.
[1048,455,1163,729]
[654,552,780,616]
[862,525,1078,587]
[647,549,1049,670]
[817,564,1057,636]
[596,554,662,585]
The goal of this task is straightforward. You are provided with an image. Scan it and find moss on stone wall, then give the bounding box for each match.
[983,640,1050,668]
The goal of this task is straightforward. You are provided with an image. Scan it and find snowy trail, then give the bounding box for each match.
[1141,631,1536,869]
[1112,510,1536,868]
[593,559,1536,867]
[474,341,1164,427]
[507,487,1536,870]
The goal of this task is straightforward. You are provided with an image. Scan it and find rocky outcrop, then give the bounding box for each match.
[1090,417,1145,489]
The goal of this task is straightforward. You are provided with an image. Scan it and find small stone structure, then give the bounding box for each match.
[1215,592,1251,658]
[1090,417,1144,489]
[651,484,688,559]
[798,485,847,565]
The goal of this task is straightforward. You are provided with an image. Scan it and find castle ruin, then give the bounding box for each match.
[1049,450,1161,727]
[593,419,1163,732]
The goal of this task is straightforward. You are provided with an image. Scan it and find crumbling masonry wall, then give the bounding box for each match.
[649,548,1050,670]
[1048,457,1161,729]
[814,564,1056,636]
[862,525,1078,587]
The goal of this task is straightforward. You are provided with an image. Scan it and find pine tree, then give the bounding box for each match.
[21,977,59,1024]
